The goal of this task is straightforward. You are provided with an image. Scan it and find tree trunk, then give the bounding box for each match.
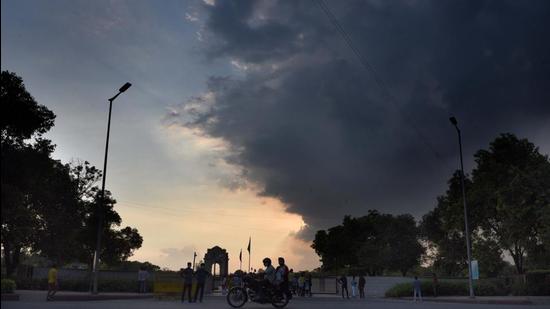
[510,247,524,274]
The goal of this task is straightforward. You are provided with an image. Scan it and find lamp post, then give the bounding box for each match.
[449,116,475,298]
[91,82,132,294]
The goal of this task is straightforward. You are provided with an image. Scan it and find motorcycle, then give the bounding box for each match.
[226,276,290,308]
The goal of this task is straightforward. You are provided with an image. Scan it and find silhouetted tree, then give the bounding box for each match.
[471,133,550,274]
[1,70,57,276]
[1,71,142,275]
[312,210,424,275]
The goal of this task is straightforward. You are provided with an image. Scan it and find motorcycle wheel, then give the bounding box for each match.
[227,287,248,308]
[271,292,289,308]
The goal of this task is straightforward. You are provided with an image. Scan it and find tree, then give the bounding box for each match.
[1,71,57,276]
[387,214,425,276]
[420,172,475,276]
[422,134,550,276]
[472,238,507,277]
[1,71,143,275]
[70,161,143,267]
[312,211,424,275]
[471,133,550,274]
[1,71,55,145]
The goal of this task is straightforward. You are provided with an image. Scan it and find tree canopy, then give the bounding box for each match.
[312,210,424,276]
[1,71,142,276]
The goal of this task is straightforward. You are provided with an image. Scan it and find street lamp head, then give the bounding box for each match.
[119,82,132,93]
[449,116,458,126]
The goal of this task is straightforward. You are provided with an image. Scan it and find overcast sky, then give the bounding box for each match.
[2,0,549,271]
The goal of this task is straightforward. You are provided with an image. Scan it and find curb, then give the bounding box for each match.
[1,293,20,301]
[49,294,154,302]
[396,297,533,305]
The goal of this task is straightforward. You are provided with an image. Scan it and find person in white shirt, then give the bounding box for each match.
[137,266,149,293]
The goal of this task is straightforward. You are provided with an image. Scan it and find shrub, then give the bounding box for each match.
[385,279,508,297]
[511,280,528,296]
[1,279,17,293]
[525,270,550,296]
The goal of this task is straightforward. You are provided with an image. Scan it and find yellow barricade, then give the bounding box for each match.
[153,280,197,299]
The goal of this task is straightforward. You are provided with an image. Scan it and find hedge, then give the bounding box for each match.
[385,273,550,297]
[525,270,550,296]
[385,279,508,297]
[15,278,153,293]
[1,279,16,294]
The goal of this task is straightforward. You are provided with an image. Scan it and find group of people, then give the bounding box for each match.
[290,272,313,297]
[178,262,210,303]
[338,274,367,299]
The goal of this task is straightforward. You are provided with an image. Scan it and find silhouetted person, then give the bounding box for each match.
[306,274,313,297]
[358,275,366,298]
[338,275,349,299]
[180,262,194,303]
[432,272,438,297]
[413,276,422,301]
[137,266,149,293]
[351,275,357,297]
[275,257,291,299]
[194,263,209,303]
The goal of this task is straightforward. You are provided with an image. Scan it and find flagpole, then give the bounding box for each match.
[193,252,197,271]
[248,237,251,273]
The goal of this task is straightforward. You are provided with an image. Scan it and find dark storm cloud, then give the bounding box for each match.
[170,0,550,239]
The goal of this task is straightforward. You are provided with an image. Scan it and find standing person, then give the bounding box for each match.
[358,275,366,299]
[306,274,313,297]
[46,263,58,301]
[432,272,438,297]
[291,272,299,295]
[137,266,149,293]
[298,273,305,296]
[194,263,209,303]
[413,276,422,302]
[276,257,292,299]
[303,274,310,297]
[351,275,357,298]
[180,262,194,303]
[338,274,349,299]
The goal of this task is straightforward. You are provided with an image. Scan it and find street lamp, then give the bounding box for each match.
[449,116,475,298]
[91,82,132,294]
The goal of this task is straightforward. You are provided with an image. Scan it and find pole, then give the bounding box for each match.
[454,123,475,298]
[193,252,197,271]
[91,97,115,294]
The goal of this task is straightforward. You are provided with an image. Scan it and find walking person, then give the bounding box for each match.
[351,275,357,298]
[180,262,194,303]
[137,266,149,293]
[413,276,422,302]
[338,274,349,299]
[46,263,58,301]
[358,275,366,299]
[194,263,209,303]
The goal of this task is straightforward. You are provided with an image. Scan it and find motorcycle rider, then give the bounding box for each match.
[276,257,292,299]
[256,257,276,301]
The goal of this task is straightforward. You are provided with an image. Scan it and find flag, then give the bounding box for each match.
[239,249,242,262]
[247,237,251,253]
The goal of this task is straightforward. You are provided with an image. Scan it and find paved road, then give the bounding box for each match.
[2,296,543,309]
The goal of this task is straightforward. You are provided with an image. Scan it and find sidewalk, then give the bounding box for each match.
[15,290,154,302]
[397,296,550,306]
